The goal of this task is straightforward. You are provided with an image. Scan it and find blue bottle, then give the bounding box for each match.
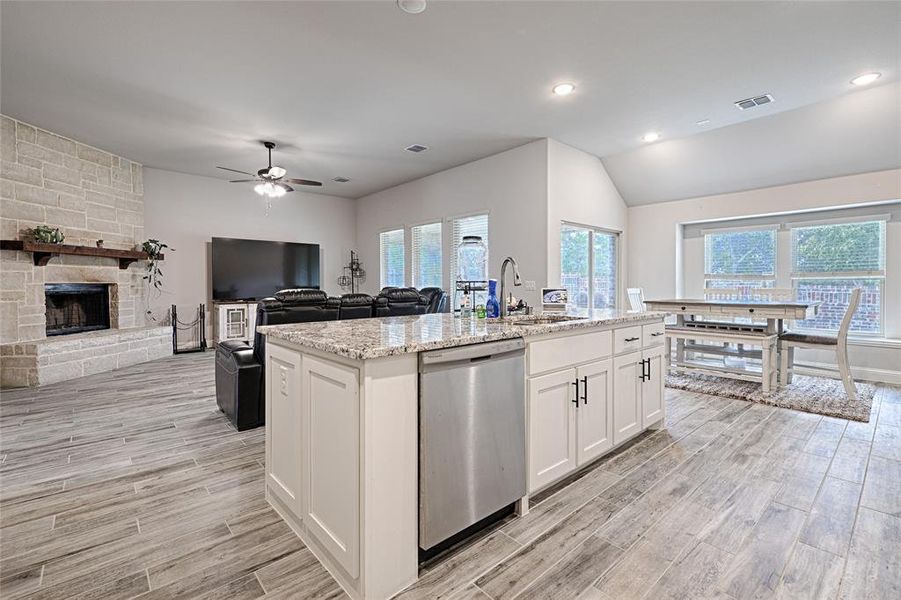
[486,279,500,318]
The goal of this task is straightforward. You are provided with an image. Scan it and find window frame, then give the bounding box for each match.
[560,221,621,310]
[447,211,490,296]
[789,218,886,336]
[378,227,406,289]
[702,225,778,292]
[410,220,443,289]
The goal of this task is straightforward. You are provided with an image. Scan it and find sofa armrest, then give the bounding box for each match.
[218,340,258,367]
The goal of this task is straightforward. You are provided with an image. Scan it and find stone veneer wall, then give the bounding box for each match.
[1,114,171,387]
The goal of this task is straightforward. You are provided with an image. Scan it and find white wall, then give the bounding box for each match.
[143,168,356,316]
[355,140,549,307]
[546,139,629,304]
[628,168,901,381]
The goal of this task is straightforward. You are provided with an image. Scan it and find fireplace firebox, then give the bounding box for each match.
[45,283,111,336]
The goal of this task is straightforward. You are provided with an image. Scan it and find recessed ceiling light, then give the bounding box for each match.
[397,0,427,14]
[696,119,711,127]
[851,72,881,86]
[642,132,660,143]
[552,83,576,96]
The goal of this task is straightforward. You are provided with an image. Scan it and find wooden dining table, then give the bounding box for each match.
[643,298,820,391]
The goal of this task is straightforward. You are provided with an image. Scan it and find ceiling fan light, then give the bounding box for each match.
[269,166,286,179]
[273,185,287,198]
[254,183,266,196]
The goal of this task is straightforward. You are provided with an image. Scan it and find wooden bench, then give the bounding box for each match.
[665,326,778,392]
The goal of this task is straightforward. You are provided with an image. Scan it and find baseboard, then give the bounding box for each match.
[794,361,901,386]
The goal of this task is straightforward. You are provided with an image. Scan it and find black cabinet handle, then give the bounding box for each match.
[646,358,652,380]
[748,308,755,313]
[651,332,664,337]
[639,360,647,381]
[581,376,588,404]
[625,337,639,342]
[572,379,579,406]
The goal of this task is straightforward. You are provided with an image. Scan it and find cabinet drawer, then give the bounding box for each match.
[642,322,666,347]
[528,330,612,376]
[614,326,643,355]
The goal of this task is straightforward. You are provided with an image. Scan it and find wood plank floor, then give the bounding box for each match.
[1,352,899,600]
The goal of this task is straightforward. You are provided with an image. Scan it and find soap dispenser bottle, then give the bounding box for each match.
[486,279,500,318]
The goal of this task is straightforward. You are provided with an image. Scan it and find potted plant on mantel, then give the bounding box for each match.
[139,239,174,292]
[23,225,65,244]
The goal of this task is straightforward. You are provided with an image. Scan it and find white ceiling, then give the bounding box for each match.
[2,1,899,203]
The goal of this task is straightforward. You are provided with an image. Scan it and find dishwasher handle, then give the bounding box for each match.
[420,338,525,367]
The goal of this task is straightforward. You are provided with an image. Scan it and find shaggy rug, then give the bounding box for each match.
[665,372,875,422]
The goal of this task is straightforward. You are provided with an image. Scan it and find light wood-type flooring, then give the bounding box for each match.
[1,352,899,599]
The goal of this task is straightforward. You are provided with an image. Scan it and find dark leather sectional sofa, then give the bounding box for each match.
[215,286,448,430]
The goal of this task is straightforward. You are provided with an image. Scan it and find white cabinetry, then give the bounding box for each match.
[266,342,303,513]
[214,302,258,346]
[577,359,613,463]
[301,355,360,578]
[528,369,578,491]
[526,319,665,494]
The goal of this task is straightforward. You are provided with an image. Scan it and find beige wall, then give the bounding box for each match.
[0,114,148,344]
[627,168,901,381]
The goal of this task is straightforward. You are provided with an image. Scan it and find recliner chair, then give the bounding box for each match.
[215,289,339,430]
[339,293,375,319]
[374,287,430,316]
[419,287,448,313]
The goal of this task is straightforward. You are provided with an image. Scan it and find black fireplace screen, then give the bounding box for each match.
[45,284,111,336]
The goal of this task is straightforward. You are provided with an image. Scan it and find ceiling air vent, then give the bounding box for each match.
[405,144,429,153]
[332,176,351,183]
[734,94,774,110]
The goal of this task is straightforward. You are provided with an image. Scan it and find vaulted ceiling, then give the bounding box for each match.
[2,1,898,204]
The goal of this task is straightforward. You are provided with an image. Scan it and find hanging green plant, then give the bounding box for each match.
[140,239,173,291]
[23,225,65,244]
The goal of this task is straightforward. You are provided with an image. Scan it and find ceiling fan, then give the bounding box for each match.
[217,141,322,198]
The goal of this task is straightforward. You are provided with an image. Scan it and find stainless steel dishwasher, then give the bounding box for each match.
[419,338,526,550]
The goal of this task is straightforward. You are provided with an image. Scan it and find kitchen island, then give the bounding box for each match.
[258,309,666,600]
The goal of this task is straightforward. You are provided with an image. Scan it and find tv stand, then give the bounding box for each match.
[212,301,258,347]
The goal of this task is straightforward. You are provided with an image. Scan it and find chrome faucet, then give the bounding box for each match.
[499,256,522,317]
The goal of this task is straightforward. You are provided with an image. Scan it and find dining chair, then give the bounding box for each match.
[627,288,645,312]
[778,288,861,400]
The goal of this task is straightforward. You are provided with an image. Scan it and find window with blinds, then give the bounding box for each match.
[411,222,442,289]
[450,213,489,305]
[791,220,885,333]
[379,228,405,288]
[704,228,776,292]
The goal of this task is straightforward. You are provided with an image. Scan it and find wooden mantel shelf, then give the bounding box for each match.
[0,240,164,270]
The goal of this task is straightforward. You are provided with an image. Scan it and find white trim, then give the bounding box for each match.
[791,272,885,279]
[787,213,891,229]
[793,361,901,385]
[701,223,778,235]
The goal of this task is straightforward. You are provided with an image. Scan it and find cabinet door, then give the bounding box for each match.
[301,354,360,578]
[528,369,577,493]
[576,359,613,465]
[613,351,642,445]
[642,345,665,427]
[266,343,303,514]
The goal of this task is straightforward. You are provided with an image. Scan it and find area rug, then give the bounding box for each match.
[665,372,875,422]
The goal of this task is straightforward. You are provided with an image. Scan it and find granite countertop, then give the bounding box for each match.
[258,309,665,360]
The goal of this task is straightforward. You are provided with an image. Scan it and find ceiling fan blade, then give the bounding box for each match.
[217,166,255,176]
[284,178,323,187]
[229,179,258,183]
[281,184,295,193]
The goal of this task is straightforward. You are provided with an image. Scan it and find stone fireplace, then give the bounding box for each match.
[45,283,111,336]
[0,115,172,387]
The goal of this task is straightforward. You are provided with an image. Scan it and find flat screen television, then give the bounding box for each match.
[211,237,320,301]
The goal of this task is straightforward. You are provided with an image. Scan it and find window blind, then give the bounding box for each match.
[411,222,442,288]
[704,228,776,279]
[379,228,405,288]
